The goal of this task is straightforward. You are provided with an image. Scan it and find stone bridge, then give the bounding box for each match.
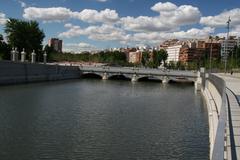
[79,66,201,88]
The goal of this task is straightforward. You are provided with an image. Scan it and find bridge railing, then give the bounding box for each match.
[208,74,227,160]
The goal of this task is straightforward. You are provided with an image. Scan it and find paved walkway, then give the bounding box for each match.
[218,73,240,104]
[217,73,240,160]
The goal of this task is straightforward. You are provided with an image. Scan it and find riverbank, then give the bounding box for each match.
[0,61,81,85]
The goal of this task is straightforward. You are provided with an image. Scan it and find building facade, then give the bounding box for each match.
[48,38,63,52]
[128,51,142,64]
[179,48,205,63]
[166,45,182,63]
[220,40,236,59]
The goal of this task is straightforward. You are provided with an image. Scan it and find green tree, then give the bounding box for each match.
[43,45,56,61]
[141,51,149,66]
[0,34,11,60]
[5,18,45,60]
[159,49,168,67]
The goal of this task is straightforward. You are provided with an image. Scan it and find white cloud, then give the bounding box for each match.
[59,23,130,42]
[23,7,118,23]
[121,16,171,32]
[72,9,119,23]
[130,27,214,45]
[17,0,27,8]
[172,27,215,39]
[200,8,240,28]
[216,25,240,37]
[23,7,72,22]
[151,2,177,12]
[63,42,96,52]
[0,12,7,25]
[59,22,215,46]
[121,2,201,32]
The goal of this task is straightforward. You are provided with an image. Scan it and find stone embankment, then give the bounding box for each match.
[0,61,81,85]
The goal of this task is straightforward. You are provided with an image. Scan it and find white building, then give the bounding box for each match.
[237,37,240,47]
[166,45,182,63]
[220,39,236,59]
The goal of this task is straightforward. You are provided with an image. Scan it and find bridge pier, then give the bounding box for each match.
[131,74,138,82]
[194,71,202,91]
[102,72,108,80]
[162,76,169,84]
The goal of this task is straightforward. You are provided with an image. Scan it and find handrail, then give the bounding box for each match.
[208,74,227,160]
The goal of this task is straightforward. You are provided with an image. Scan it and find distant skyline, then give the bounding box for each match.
[0,0,240,52]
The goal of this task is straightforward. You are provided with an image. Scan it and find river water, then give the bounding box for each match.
[0,79,209,160]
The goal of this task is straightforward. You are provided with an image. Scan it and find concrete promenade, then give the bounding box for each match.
[217,73,240,160]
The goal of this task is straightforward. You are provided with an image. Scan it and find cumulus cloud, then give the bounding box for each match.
[151,2,177,12]
[63,42,96,52]
[200,8,240,28]
[23,7,118,23]
[172,27,215,39]
[59,23,130,42]
[59,22,215,46]
[121,2,201,32]
[130,27,214,44]
[72,9,119,23]
[0,12,7,25]
[216,25,240,37]
[23,7,72,22]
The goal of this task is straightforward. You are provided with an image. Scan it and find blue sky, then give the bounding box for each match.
[0,0,240,52]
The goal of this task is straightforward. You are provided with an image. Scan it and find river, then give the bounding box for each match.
[0,79,209,160]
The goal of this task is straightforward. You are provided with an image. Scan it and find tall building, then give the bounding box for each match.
[179,41,221,63]
[179,48,205,63]
[48,38,62,52]
[166,45,182,63]
[204,42,221,59]
[220,39,236,58]
[128,51,142,64]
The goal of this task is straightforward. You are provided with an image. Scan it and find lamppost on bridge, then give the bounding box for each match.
[209,36,213,73]
[224,16,231,74]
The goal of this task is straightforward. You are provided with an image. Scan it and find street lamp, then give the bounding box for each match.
[224,17,231,74]
[209,36,213,72]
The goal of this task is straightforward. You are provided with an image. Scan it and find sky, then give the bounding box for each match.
[0,0,240,52]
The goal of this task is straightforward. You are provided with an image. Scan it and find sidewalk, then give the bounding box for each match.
[218,73,240,102]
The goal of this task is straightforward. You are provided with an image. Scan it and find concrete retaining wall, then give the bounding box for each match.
[0,61,81,85]
[202,74,227,160]
[202,80,222,158]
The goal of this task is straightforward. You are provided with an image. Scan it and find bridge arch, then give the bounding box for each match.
[108,74,131,80]
[168,77,195,83]
[137,75,163,82]
[81,72,103,79]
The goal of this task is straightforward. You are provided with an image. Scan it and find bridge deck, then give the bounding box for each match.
[79,66,198,78]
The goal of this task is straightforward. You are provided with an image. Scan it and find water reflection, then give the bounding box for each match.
[0,80,209,160]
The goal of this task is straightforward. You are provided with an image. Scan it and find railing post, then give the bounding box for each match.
[21,48,26,62]
[31,50,36,63]
[43,51,47,64]
[11,48,15,62]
